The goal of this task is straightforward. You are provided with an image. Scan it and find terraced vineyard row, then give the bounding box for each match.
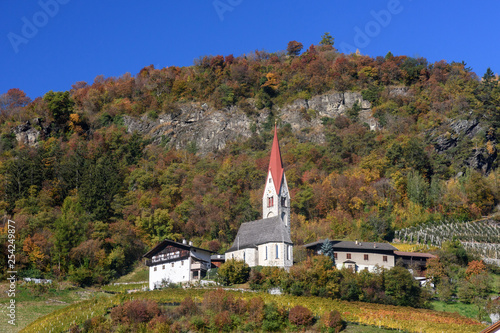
[394,220,500,260]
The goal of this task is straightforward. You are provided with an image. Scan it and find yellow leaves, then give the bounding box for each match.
[69,113,80,123]
[359,152,388,179]
[358,66,378,78]
[348,196,364,211]
[391,201,436,229]
[68,113,84,134]
[262,72,279,91]
[23,236,46,265]
[487,140,495,154]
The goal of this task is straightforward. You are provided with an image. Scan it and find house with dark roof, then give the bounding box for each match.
[303,239,397,272]
[225,125,293,269]
[304,240,437,273]
[143,239,212,289]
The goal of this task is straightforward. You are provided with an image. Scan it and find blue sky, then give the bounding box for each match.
[1,0,499,99]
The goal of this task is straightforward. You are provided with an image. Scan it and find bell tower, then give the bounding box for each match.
[262,125,291,232]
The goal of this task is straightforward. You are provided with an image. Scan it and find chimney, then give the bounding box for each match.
[182,239,187,244]
[373,243,377,248]
[355,240,358,245]
[189,241,193,246]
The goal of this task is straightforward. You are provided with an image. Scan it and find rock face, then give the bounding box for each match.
[123,104,264,155]
[12,118,49,146]
[432,118,497,174]
[434,119,481,153]
[122,91,378,154]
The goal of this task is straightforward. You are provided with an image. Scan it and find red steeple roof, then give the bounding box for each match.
[268,124,284,192]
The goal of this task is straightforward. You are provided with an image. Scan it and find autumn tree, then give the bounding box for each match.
[0,88,31,120]
[287,40,303,57]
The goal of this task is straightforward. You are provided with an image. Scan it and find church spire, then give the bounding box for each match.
[268,124,284,193]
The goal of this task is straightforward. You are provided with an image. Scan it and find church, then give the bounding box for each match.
[225,125,293,269]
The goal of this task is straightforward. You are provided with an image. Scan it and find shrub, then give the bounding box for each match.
[247,297,265,324]
[249,269,264,290]
[213,311,232,332]
[111,299,160,324]
[202,288,235,314]
[217,259,250,285]
[290,281,305,296]
[148,315,171,333]
[263,302,287,331]
[289,305,314,327]
[189,315,208,331]
[322,310,346,332]
[177,297,200,317]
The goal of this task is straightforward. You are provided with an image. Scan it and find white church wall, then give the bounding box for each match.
[226,248,258,267]
[257,242,293,268]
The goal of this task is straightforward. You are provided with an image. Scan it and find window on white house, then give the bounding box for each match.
[265,246,268,260]
[268,197,274,207]
[275,244,279,259]
[162,265,165,270]
[154,267,157,271]
[287,245,289,260]
[243,251,246,261]
[171,263,174,267]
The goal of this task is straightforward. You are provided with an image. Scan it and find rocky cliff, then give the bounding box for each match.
[121,91,375,154]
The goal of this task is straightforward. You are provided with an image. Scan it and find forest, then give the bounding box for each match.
[0,36,499,286]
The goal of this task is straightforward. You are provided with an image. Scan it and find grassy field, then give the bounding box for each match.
[22,287,486,333]
[431,300,482,321]
[0,282,110,333]
[113,265,148,283]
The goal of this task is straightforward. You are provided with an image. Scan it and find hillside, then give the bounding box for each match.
[0,42,499,285]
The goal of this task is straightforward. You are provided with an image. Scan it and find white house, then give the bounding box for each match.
[143,239,212,290]
[225,125,293,269]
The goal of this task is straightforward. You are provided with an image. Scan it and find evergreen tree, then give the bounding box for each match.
[319,32,334,46]
[320,239,335,264]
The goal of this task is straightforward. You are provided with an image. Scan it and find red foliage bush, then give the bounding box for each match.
[322,310,345,332]
[202,288,235,313]
[288,305,314,327]
[148,314,171,332]
[247,296,265,324]
[176,297,200,317]
[111,299,160,324]
[214,311,232,331]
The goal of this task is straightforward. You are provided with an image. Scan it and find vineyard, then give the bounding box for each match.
[22,288,485,333]
[394,219,500,262]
